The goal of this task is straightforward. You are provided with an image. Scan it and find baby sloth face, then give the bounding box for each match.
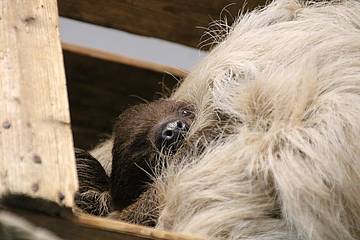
[149,102,194,153]
[111,100,195,210]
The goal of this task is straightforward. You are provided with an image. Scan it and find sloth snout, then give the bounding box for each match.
[161,120,187,145]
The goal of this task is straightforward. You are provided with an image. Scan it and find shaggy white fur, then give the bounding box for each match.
[155,0,360,239]
[93,1,360,239]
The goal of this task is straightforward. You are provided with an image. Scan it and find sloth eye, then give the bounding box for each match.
[181,109,192,117]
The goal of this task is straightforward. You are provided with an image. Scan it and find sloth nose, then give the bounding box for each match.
[161,120,187,145]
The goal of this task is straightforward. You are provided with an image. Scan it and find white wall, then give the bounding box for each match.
[59,17,206,71]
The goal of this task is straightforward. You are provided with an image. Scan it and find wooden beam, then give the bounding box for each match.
[0,204,203,240]
[58,0,266,49]
[0,1,77,207]
[62,43,186,149]
[63,43,186,77]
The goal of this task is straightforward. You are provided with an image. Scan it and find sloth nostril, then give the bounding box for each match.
[160,120,188,145]
[163,129,174,139]
[158,120,189,150]
[177,120,185,130]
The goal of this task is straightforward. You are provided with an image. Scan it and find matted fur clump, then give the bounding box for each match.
[93,0,360,239]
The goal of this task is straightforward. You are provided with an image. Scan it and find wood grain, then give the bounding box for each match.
[62,44,186,149]
[58,0,266,49]
[0,0,77,207]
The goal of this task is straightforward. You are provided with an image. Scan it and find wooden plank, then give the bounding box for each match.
[63,43,186,77]
[0,1,77,207]
[0,205,203,240]
[62,44,186,149]
[58,0,266,49]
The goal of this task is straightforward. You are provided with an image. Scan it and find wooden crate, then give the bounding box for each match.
[0,0,264,239]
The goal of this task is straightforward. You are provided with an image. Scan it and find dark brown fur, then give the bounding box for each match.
[111,100,194,210]
[75,100,194,223]
[75,148,112,216]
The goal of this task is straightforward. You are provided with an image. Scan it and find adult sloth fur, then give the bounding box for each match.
[92,0,360,239]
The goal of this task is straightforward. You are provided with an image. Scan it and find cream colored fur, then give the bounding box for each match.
[93,0,360,239]
[90,137,113,176]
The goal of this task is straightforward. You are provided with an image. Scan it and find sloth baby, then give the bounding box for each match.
[75,99,195,220]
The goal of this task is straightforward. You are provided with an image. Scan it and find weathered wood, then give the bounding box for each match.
[0,208,203,240]
[58,0,266,49]
[62,44,186,149]
[0,1,77,207]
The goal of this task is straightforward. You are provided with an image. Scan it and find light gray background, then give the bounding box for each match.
[59,17,206,71]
